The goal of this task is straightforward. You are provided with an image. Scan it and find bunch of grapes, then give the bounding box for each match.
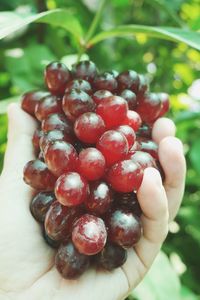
[22,60,169,279]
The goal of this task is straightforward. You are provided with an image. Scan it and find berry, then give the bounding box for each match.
[55,241,90,279]
[35,95,63,122]
[44,141,78,177]
[41,113,73,134]
[45,201,82,241]
[78,148,106,181]
[62,89,95,122]
[23,159,56,191]
[96,96,128,128]
[114,192,142,216]
[96,243,127,270]
[137,75,148,97]
[117,70,139,92]
[127,151,156,169]
[120,89,137,110]
[40,130,74,152]
[32,129,43,155]
[121,110,142,132]
[92,90,112,105]
[85,181,113,215]
[138,139,158,160]
[97,130,128,167]
[137,124,152,138]
[72,60,98,83]
[65,79,92,95]
[21,91,49,116]
[158,93,170,117]
[106,208,142,247]
[72,214,107,255]
[107,160,143,192]
[43,231,61,249]
[55,172,89,207]
[93,72,118,92]
[115,125,136,149]
[30,192,56,222]
[136,93,162,124]
[74,112,105,144]
[45,62,71,95]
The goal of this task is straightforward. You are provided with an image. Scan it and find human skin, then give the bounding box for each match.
[0,104,186,300]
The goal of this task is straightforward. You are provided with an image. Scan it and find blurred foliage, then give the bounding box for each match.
[0,0,200,299]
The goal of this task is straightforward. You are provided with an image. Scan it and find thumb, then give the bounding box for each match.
[2,103,37,176]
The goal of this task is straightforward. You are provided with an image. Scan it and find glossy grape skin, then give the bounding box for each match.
[137,124,152,139]
[62,89,95,122]
[96,243,127,270]
[74,112,105,144]
[120,89,137,110]
[41,113,73,134]
[78,148,106,181]
[127,151,156,170]
[117,70,140,92]
[32,129,43,155]
[65,79,92,95]
[45,62,72,95]
[92,90,113,105]
[43,231,61,249]
[45,201,82,241]
[105,208,142,247]
[158,93,170,117]
[21,90,49,116]
[72,60,98,83]
[23,159,56,191]
[115,125,136,149]
[121,110,142,132]
[137,74,149,98]
[72,214,107,255]
[107,159,143,192]
[136,93,162,124]
[30,192,56,222]
[96,96,128,129]
[55,241,90,279]
[85,181,113,215]
[93,72,118,92]
[55,172,89,207]
[44,141,78,177]
[138,139,158,160]
[35,95,63,122]
[40,130,74,152]
[114,192,142,217]
[97,130,128,167]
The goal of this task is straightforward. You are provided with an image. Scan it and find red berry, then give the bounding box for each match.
[21,91,49,116]
[93,72,118,92]
[72,214,107,255]
[137,75,148,98]
[121,110,142,132]
[114,192,142,216]
[74,112,105,144]
[120,89,137,110]
[96,96,128,129]
[106,208,142,247]
[45,201,82,241]
[78,148,106,181]
[127,151,156,170]
[45,62,71,95]
[158,93,170,117]
[44,141,78,177]
[55,172,89,207]
[107,160,143,192]
[92,90,113,105]
[35,95,63,122]
[43,230,61,249]
[85,181,113,215]
[55,241,90,279]
[97,130,128,167]
[32,129,43,155]
[23,159,56,191]
[117,70,139,92]
[41,113,73,134]
[138,139,158,160]
[40,130,74,152]
[65,79,92,95]
[62,89,95,122]
[30,192,56,222]
[72,60,98,83]
[137,124,152,138]
[115,125,136,149]
[136,93,162,124]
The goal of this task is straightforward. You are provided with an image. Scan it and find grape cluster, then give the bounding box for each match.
[22,60,169,279]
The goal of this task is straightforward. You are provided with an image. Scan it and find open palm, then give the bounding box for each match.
[0,104,186,300]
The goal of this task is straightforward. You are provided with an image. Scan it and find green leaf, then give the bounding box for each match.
[130,252,181,300]
[88,25,200,51]
[181,286,199,300]
[190,139,200,174]
[0,9,83,41]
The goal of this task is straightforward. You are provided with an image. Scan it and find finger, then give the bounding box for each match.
[152,117,176,144]
[121,168,169,289]
[159,136,186,221]
[2,103,37,176]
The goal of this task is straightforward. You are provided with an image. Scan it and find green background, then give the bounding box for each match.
[0,0,200,299]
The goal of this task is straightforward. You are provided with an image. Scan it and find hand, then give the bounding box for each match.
[0,104,186,300]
